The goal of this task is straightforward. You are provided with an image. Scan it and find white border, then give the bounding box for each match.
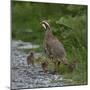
[0,0,10,90]
[0,0,89,90]
[15,0,88,5]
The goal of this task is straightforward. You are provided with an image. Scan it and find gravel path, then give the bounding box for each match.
[11,40,70,90]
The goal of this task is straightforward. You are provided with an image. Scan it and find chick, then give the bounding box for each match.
[68,60,77,72]
[41,61,48,73]
[27,51,35,67]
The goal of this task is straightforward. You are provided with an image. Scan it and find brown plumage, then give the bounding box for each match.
[41,61,48,73]
[41,20,68,72]
[27,51,35,66]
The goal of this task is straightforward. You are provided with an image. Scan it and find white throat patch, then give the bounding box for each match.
[42,23,47,29]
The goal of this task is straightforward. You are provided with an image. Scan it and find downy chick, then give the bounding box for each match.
[27,51,35,67]
[41,61,48,73]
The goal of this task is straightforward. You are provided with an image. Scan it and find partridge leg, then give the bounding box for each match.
[57,61,61,72]
[53,61,57,73]
[32,60,35,67]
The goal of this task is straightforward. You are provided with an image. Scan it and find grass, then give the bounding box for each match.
[38,56,87,85]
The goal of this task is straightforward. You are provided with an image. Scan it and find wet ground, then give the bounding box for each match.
[11,40,72,89]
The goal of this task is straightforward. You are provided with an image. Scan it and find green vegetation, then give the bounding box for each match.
[12,1,87,85]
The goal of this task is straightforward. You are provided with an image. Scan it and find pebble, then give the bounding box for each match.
[11,40,68,89]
